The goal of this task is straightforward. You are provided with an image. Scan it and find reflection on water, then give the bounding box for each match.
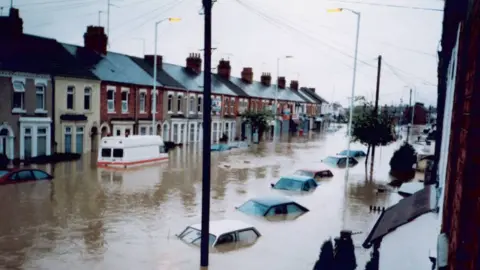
[0,129,408,269]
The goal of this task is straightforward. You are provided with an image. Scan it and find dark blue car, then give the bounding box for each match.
[236,196,309,218]
[271,175,318,192]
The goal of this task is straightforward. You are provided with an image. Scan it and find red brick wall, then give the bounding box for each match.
[442,3,480,269]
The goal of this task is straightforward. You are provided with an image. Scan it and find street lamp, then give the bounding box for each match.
[327,7,360,174]
[273,55,293,142]
[152,17,181,134]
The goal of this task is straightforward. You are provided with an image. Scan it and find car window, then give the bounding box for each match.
[237,229,258,244]
[101,148,111,157]
[309,179,318,187]
[112,149,123,158]
[179,227,216,247]
[302,181,310,191]
[32,170,51,180]
[349,158,357,165]
[294,170,314,177]
[15,170,34,181]
[338,158,346,166]
[324,156,339,165]
[0,170,9,177]
[266,205,287,216]
[237,200,269,216]
[317,170,332,177]
[286,203,305,214]
[192,234,217,247]
[216,233,235,245]
[274,178,304,191]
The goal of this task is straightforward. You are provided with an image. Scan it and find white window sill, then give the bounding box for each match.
[139,111,146,114]
[12,108,26,113]
[107,110,116,114]
[122,111,129,114]
[198,112,203,115]
[189,111,195,114]
[177,112,183,114]
[168,111,173,114]
[35,109,48,114]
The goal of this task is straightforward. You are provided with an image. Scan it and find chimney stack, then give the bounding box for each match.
[290,80,299,91]
[144,55,163,70]
[83,26,108,55]
[217,59,231,78]
[241,67,253,83]
[0,8,23,37]
[260,73,272,86]
[277,77,286,89]
[308,87,316,93]
[186,53,202,73]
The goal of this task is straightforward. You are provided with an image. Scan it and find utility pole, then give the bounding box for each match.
[370,55,381,176]
[406,88,412,143]
[107,0,110,45]
[200,0,212,266]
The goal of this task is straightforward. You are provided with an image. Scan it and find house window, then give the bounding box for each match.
[67,86,75,110]
[76,126,84,154]
[64,126,72,153]
[198,96,202,112]
[190,96,195,113]
[35,84,46,111]
[121,90,128,113]
[139,92,146,113]
[12,81,25,111]
[224,97,229,114]
[37,127,47,156]
[177,95,182,112]
[107,89,115,112]
[184,96,188,113]
[190,123,195,142]
[167,94,173,112]
[84,87,91,110]
[140,126,147,135]
[196,123,201,141]
[230,98,235,114]
[24,127,32,158]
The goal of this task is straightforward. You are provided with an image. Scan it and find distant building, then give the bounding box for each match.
[403,102,428,125]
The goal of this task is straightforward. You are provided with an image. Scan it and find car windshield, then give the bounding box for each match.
[274,178,304,191]
[0,170,9,177]
[324,156,339,165]
[178,227,216,246]
[293,170,314,177]
[338,150,351,156]
[237,200,269,216]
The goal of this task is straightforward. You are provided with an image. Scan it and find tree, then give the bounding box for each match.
[241,109,274,141]
[389,142,417,172]
[351,101,396,178]
[313,239,334,270]
[333,231,357,270]
[364,249,380,270]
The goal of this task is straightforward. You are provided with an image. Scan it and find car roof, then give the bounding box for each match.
[250,196,294,206]
[329,155,349,159]
[280,175,314,182]
[189,220,255,236]
[297,167,331,172]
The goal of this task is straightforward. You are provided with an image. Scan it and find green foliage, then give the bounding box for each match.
[351,105,396,147]
[313,240,335,270]
[241,110,273,131]
[364,250,380,270]
[389,142,418,171]
[333,232,357,270]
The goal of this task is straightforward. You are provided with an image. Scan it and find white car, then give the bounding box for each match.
[177,220,261,247]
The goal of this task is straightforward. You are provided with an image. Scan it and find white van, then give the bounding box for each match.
[97,135,168,168]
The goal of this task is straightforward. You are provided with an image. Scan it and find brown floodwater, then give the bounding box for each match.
[0,127,412,270]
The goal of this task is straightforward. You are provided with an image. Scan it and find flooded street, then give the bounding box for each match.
[0,128,411,270]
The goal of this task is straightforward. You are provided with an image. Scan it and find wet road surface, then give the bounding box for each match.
[0,127,414,270]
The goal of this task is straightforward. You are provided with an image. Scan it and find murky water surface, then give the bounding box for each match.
[0,127,417,270]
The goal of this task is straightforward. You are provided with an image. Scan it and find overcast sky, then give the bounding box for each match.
[2,0,444,107]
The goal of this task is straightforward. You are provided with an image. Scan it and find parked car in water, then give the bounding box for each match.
[0,168,53,185]
[236,196,309,219]
[293,167,334,180]
[322,155,358,168]
[270,175,318,192]
[337,150,367,158]
[177,220,261,248]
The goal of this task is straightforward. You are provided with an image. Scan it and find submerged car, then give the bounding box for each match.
[236,196,309,218]
[271,175,318,192]
[323,155,358,168]
[0,168,53,185]
[177,220,261,248]
[338,150,367,158]
[293,168,334,180]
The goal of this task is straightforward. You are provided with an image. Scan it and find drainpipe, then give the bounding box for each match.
[51,74,56,154]
[134,84,138,134]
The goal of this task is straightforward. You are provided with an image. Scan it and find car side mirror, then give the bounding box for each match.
[270,183,275,188]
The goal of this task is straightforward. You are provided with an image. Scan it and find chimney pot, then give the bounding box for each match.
[217,59,231,78]
[83,25,108,55]
[290,80,299,91]
[241,67,253,83]
[186,52,202,73]
[261,72,272,86]
[277,76,286,89]
[144,55,163,70]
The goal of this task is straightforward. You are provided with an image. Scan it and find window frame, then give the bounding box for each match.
[230,98,235,114]
[176,94,182,113]
[35,83,46,111]
[139,92,146,113]
[66,86,75,110]
[12,79,26,112]
[121,89,129,113]
[107,88,115,113]
[197,96,202,113]
[189,96,195,114]
[167,94,173,112]
[84,87,92,111]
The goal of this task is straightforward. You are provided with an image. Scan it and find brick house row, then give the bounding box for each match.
[0,8,327,159]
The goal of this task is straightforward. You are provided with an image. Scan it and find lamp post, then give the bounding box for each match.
[274,55,293,142]
[327,7,360,175]
[152,18,181,135]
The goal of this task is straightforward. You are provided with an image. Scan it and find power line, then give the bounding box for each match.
[325,0,443,12]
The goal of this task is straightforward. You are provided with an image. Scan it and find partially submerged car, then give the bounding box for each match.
[338,150,367,158]
[271,175,318,192]
[323,155,358,168]
[177,220,261,248]
[293,168,334,180]
[0,168,53,185]
[236,196,309,219]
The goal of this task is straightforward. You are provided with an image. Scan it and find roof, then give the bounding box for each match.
[280,175,314,182]
[213,74,249,97]
[294,89,316,103]
[301,88,327,103]
[62,43,157,86]
[297,166,331,172]
[228,77,305,102]
[250,196,294,206]
[129,56,185,90]
[362,185,436,248]
[0,34,97,80]
[162,63,237,96]
[190,220,255,236]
